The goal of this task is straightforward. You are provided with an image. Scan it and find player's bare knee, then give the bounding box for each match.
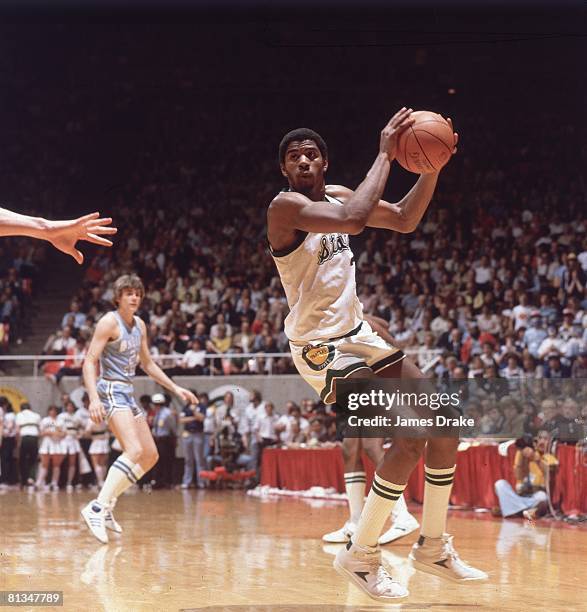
[143,447,159,469]
[362,439,384,464]
[125,445,143,464]
[342,438,360,463]
[393,438,425,462]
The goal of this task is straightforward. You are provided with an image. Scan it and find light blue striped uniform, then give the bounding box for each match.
[97,311,145,420]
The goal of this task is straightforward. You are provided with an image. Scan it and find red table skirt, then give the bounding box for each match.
[261,443,587,514]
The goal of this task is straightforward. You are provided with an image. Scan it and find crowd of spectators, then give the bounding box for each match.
[0,248,33,357]
[0,25,584,385]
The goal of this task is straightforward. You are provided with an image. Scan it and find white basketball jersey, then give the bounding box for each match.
[270,194,363,343]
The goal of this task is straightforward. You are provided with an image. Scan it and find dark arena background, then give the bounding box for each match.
[0,1,586,610]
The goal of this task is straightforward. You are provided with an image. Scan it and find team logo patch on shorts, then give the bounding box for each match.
[302,343,335,371]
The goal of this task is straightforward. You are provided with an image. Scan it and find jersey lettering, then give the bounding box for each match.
[317,233,351,265]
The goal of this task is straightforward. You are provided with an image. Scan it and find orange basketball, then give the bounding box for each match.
[397,110,455,174]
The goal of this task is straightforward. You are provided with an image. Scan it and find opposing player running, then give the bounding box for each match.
[267,108,486,602]
[81,274,196,543]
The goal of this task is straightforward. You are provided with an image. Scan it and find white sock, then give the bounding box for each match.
[51,466,60,486]
[391,493,408,520]
[36,465,48,487]
[354,474,406,548]
[421,465,456,539]
[97,454,138,506]
[94,464,105,487]
[111,462,146,501]
[344,471,366,524]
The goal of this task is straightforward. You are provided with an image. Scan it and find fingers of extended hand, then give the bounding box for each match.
[89,225,117,235]
[87,217,115,228]
[86,233,114,246]
[78,212,101,223]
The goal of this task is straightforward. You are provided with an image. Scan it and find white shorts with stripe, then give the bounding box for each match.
[289,320,405,404]
[97,379,145,421]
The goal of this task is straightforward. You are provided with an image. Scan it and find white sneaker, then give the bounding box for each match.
[379,514,420,545]
[409,534,488,582]
[66,484,74,493]
[334,541,409,601]
[104,507,123,534]
[322,521,356,543]
[81,500,109,544]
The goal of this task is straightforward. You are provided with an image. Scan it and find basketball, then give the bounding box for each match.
[397,110,455,174]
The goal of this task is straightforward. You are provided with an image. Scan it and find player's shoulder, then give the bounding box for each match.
[94,311,118,333]
[98,310,118,325]
[325,184,353,201]
[268,189,307,212]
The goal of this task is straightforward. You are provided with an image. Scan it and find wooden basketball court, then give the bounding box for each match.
[0,489,584,611]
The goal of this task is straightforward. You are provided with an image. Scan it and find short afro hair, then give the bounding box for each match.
[279,128,328,165]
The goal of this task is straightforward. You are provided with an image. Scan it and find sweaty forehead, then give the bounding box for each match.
[286,140,320,154]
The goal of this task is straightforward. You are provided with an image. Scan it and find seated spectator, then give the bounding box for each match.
[47,325,76,355]
[180,292,198,317]
[306,417,328,446]
[61,300,86,330]
[210,313,233,339]
[275,403,310,445]
[556,398,583,443]
[480,405,505,435]
[179,339,207,375]
[500,397,525,436]
[232,320,254,353]
[417,332,437,370]
[392,317,415,349]
[286,420,308,446]
[494,430,558,519]
[49,337,87,386]
[543,353,570,378]
[210,324,231,353]
[479,342,498,368]
[571,350,587,378]
[477,304,501,336]
[502,354,524,380]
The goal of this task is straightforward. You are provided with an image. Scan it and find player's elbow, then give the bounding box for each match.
[346,215,367,235]
[82,359,96,376]
[394,212,418,234]
[400,220,418,233]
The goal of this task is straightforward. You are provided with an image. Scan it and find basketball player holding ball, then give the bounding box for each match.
[267,108,487,602]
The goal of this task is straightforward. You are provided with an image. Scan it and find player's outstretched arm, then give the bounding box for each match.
[268,108,414,236]
[0,208,117,264]
[83,313,118,424]
[329,119,458,233]
[136,319,198,405]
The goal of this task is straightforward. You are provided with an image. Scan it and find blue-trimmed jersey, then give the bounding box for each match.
[100,311,142,383]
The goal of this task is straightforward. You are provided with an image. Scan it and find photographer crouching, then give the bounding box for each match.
[494,430,559,520]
